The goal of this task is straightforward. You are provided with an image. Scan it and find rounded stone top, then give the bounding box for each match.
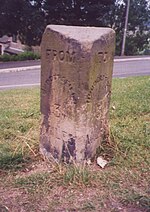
[46,25,115,43]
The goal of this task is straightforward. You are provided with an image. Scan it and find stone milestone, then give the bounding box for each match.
[40,25,115,163]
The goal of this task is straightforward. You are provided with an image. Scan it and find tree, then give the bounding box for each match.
[0,0,45,46]
[0,0,149,54]
[43,0,115,26]
[113,0,150,55]
[18,0,45,46]
[0,0,27,36]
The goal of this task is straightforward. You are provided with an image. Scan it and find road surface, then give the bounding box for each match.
[0,56,150,90]
[114,56,150,77]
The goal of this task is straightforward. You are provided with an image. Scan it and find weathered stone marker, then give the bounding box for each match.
[40,25,115,163]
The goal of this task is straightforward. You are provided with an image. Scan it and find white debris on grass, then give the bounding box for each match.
[97,157,108,168]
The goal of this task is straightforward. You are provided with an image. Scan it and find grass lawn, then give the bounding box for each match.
[0,76,150,212]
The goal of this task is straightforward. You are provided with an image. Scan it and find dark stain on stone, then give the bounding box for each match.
[62,141,70,163]
[69,86,73,90]
[43,142,51,153]
[64,79,68,84]
[62,136,76,163]
[67,137,76,157]
[43,115,49,132]
[53,147,59,159]
[69,134,73,137]
[84,134,92,160]
[71,93,77,104]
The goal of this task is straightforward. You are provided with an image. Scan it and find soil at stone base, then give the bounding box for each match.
[0,162,149,212]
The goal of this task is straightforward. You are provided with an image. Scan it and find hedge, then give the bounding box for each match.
[0,51,40,62]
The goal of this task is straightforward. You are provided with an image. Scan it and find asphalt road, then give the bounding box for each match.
[114,56,150,77]
[0,56,150,90]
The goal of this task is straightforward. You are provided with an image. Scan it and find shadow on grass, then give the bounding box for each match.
[0,153,30,171]
[121,192,150,211]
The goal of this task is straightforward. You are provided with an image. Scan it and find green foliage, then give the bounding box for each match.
[121,191,150,210]
[63,165,93,186]
[82,202,96,211]
[0,0,45,46]
[0,141,28,170]
[0,51,40,62]
[43,0,114,26]
[15,172,50,191]
[125,32,150,55]
[114,0,150,55]
[0,88,40,170]
[0,154,27,170]
[0,0,114,46]
[0,0,149,55]
[110,77,150,167]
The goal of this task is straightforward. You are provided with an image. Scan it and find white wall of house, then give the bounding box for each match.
[0,44,5,55]
[0,35,25,55]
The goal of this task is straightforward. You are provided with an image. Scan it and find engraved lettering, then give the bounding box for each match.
[46,48,76,63]
[53,50,57,60]
[46,49,51,58]
[59,51,65,61]
[98,52,103,63]
[42,75,77,105]
[66,51,76,63]
[104,52,108,63]
[86,74,109,103]
[98,52,108,63]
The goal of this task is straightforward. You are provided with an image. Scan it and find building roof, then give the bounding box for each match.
[4,47,24,55]
[0,35,10,44]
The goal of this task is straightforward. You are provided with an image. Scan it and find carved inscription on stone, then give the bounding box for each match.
[97,51,114,63]
[41,74,77,105]
[86,74,111,103]
[98,52,108,63]
[46,48,113,64]
[46,48,76,63]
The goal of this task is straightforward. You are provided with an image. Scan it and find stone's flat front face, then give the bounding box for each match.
[40,25,115,163]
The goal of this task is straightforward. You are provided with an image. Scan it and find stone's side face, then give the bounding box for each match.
[40,25,115,163]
